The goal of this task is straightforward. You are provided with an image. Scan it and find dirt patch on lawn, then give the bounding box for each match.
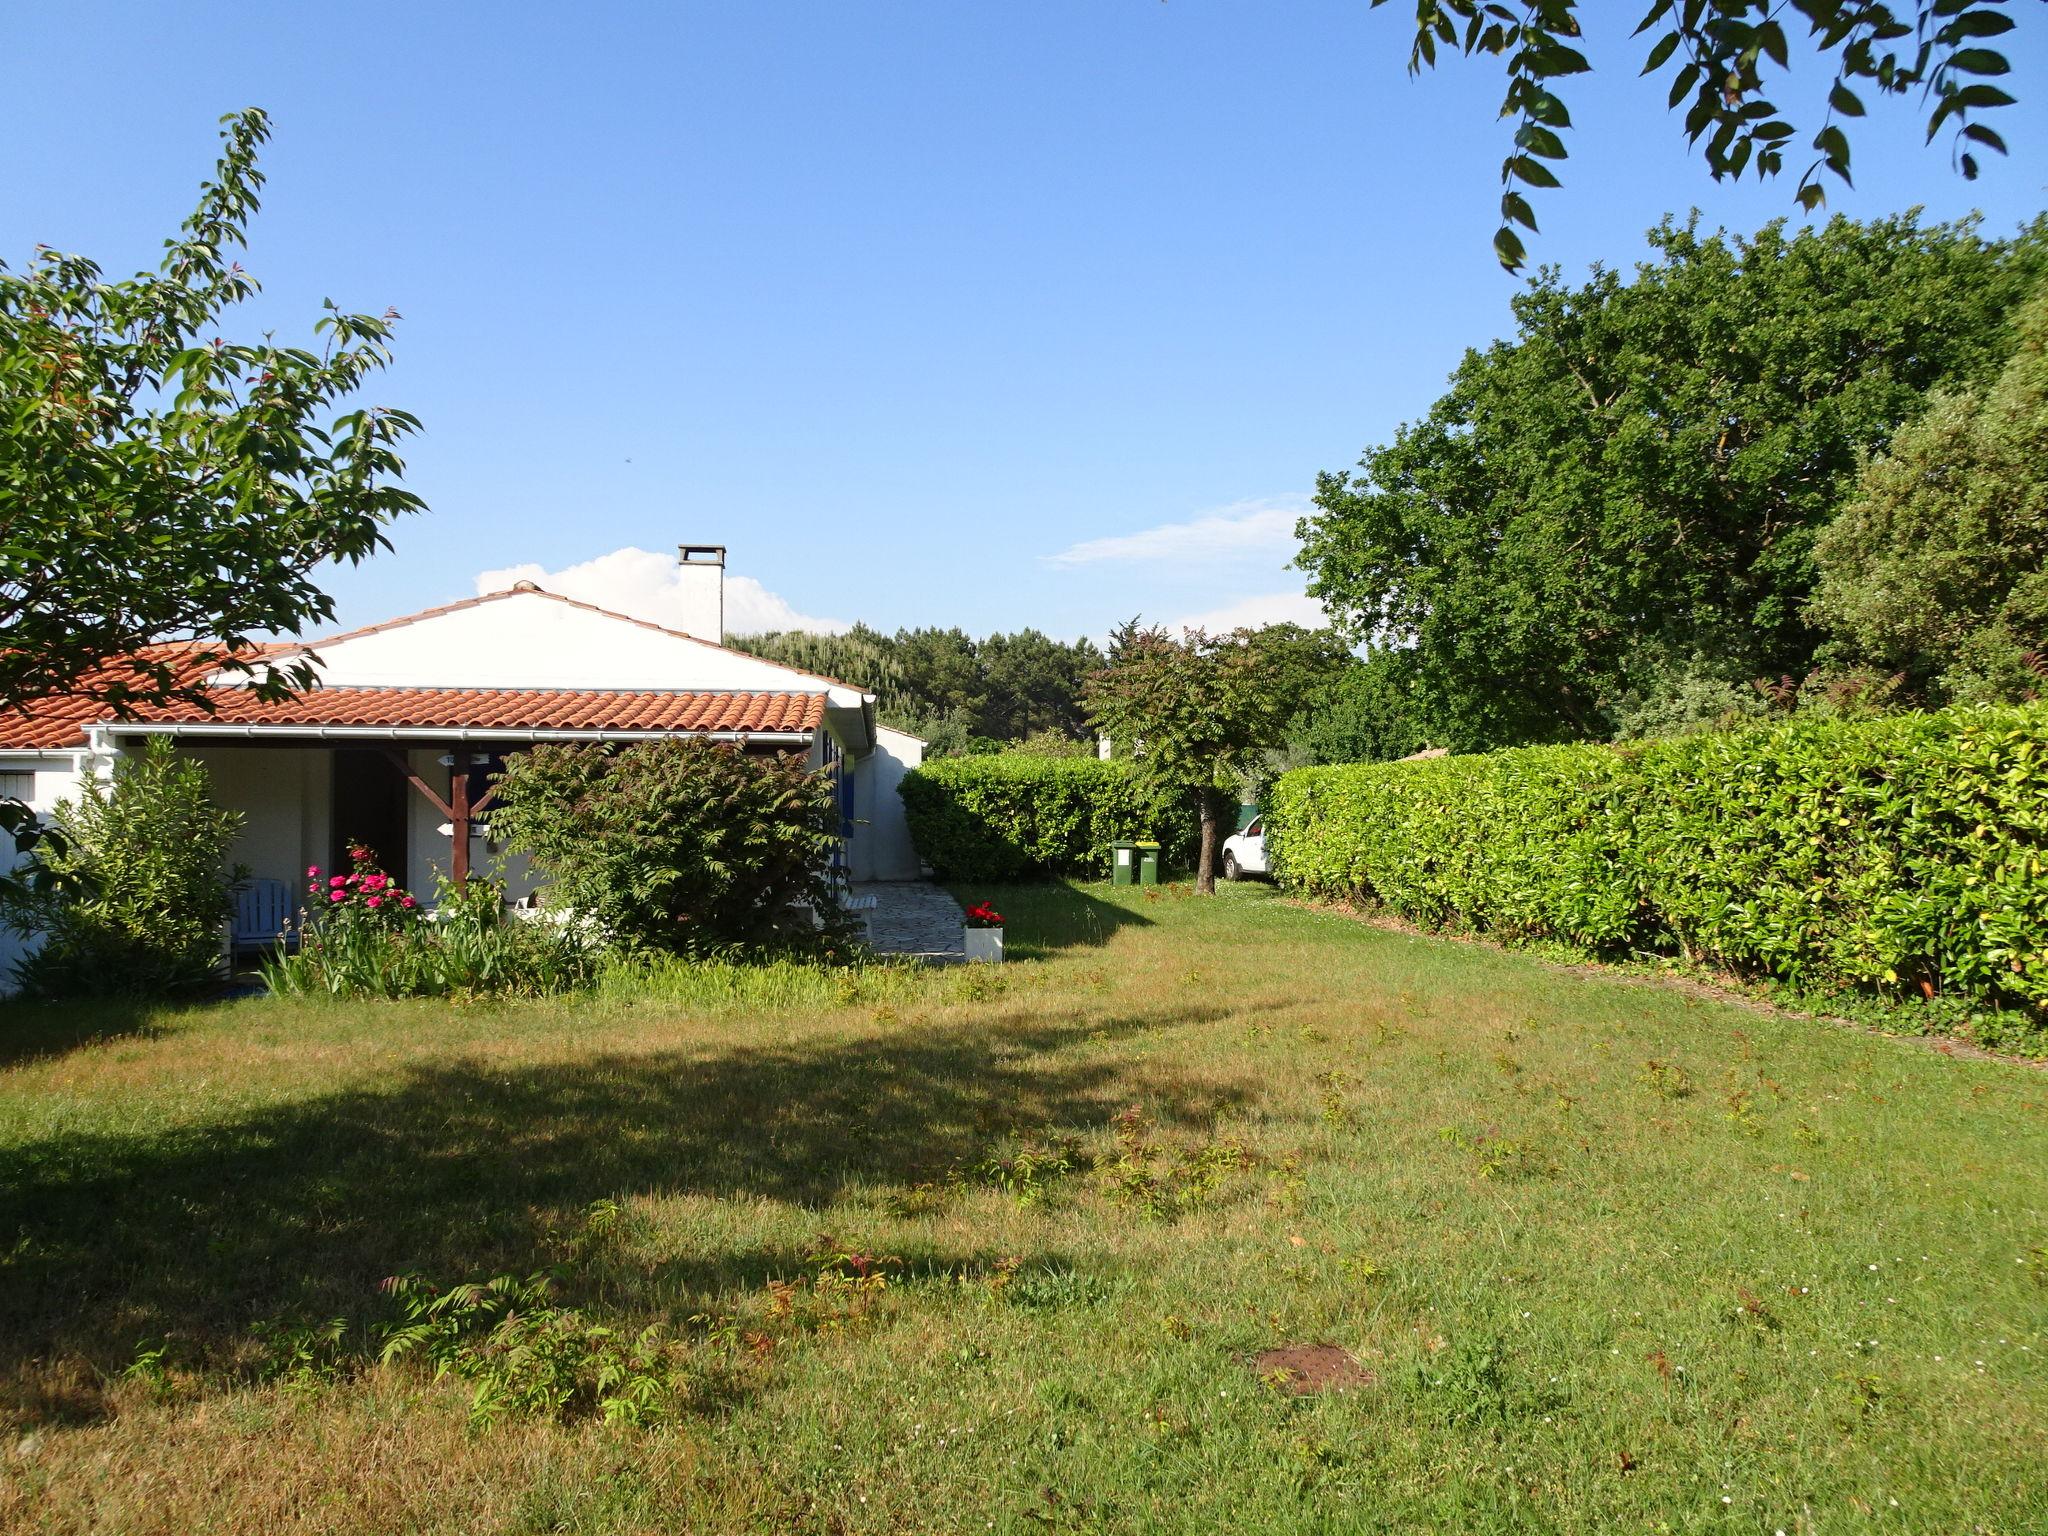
[1252,1345,1375,1395]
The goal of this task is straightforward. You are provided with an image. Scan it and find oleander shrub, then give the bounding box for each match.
[898,754,1198,881]
[4,738,243,998]
[1269,703,2048,1016]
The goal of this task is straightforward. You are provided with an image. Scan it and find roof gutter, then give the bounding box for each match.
[101,723,815,746]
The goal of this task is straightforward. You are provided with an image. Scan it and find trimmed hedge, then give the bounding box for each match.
[1268,705,2048,1015]
[898,755,1199,881]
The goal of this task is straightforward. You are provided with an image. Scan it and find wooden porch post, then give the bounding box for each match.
[449,751,471,884]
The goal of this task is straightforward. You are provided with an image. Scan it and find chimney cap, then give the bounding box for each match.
[679,544,726,565]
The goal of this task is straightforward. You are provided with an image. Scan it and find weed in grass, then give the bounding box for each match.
[1097,1106,1255,1219]
[1315,1069,1355,1126]
[1001,1263,1118,1310]
[120,1339,176,1402]
[377,1271,684,1430]
[1413,1332,1511,1428]
[252,1315,351,1391]
[885,1179,950,1217]
[1640,1059,1694,1099]
[1723,1088,1764,1137]
[957,1135,1082,1206]
[1266,1149,1307,1211]
[1437,1124,1553,1180]
[1729,1286,1781,1333]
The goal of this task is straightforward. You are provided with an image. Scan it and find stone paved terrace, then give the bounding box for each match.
[853,881,964,963]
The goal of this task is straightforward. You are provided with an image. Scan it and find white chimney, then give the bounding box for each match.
[675,544,725,642]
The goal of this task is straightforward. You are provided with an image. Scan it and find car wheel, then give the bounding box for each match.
[1222,851,1242,881]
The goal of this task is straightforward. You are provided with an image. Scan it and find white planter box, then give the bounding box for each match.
[963,926,1005,964]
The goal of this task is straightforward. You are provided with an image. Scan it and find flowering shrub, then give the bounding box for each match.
[265,850,592,999]
[963,901,1005,930]
[308,844,422,926]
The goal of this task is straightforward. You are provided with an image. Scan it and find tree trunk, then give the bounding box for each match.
[1195,788,1222,895]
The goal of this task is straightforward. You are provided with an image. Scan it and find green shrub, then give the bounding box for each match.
[5,739,243,998]
[897,754,1198,881]
[1269,704,2048,1017]
[489,738,857,958]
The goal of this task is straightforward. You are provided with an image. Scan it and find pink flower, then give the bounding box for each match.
[366,895,383,909]
[329,875,347,888]
[329,890,345,903]
[400,895,418,910]
[306,865,320,878]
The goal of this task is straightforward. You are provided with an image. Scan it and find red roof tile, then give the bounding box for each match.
[0,684,825,750]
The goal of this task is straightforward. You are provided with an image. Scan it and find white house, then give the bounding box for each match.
[0,547,924,967]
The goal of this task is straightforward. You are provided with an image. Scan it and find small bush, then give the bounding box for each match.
[898,754,1197,881]
[490,738,857,958]
[5,739,243,998]
[1269,703,2048,1021]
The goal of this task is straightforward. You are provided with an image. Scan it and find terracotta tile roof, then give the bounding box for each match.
[0,583,858,752]
[0,683,825,750]
[0,643,285,751]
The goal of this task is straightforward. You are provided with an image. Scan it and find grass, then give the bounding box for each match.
[1,880,2045,1533]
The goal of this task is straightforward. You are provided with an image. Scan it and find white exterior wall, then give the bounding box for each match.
[848,726,925,881]
[273,589,862,713]
[0,752,92,986]
[181,745,333,899]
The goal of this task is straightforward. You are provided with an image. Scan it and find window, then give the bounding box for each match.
[0,771,34,803]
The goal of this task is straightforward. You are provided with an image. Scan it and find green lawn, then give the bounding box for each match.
[2,883,2044,1534]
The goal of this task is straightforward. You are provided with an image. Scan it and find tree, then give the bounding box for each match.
[976,629,1103,739]
[1807,283,2048,705]
[0,108,421,871]
[730,624,1103,745]
[1296,211,2048,752]
[1373,0,2039,269]
[1086,622,1343,893]
[1289,648,1431,764]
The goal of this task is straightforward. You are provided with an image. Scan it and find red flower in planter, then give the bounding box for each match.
[964,902,1005,929]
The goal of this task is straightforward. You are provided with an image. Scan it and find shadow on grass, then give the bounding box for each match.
[0,997,177,1071]
[0,1002,1248,1424]
[956,881,1154,959]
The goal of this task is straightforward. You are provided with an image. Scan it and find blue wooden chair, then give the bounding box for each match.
[231,877,294,958]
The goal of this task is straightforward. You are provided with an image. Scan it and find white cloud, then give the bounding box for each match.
[1045,496,1308,569]
[474,546,849,637]
[1169,590,1331,633]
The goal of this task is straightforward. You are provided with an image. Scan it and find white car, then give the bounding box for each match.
[1221,816,1268,881]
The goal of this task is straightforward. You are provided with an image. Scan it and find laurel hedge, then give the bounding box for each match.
[1268,704,2048,1016]
[898,755,1199,881]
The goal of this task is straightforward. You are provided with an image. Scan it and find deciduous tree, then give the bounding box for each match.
[1807,283,2048,705]
[1374,0,2038,268]
[0,108,421,873]
[1086,622,1343,893]
[1297,211,2047,750]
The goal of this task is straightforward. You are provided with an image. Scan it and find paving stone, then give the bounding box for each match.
[853,880,964,963]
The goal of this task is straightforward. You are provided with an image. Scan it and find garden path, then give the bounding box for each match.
[853,880,963,963]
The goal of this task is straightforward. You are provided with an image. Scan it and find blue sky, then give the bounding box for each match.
[7,3,2045,643]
